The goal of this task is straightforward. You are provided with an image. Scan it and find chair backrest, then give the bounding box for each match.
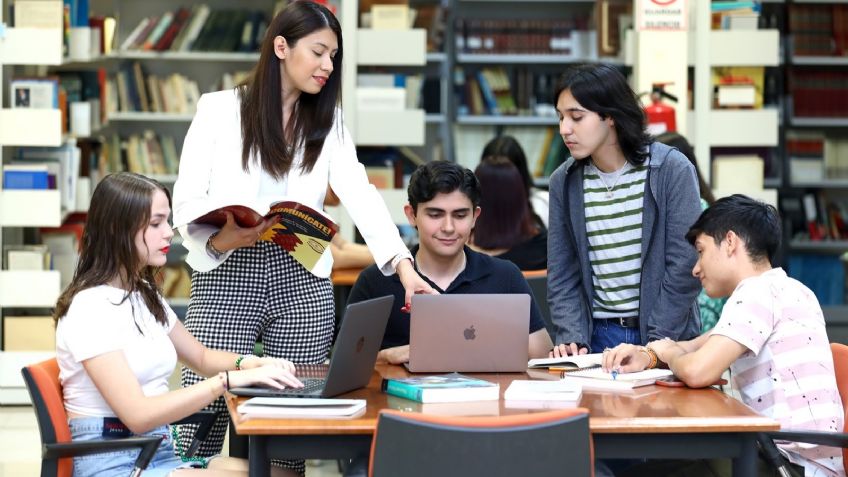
[21,357,73,477]
[369,408,593,477]
[830,343,848,473]
[524,270,554,340]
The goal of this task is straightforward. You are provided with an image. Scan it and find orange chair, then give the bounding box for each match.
[22,358,216,477]
[368,408,593,477]
[758,343,848,476]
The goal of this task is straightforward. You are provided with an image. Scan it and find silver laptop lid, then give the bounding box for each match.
[407,294,530,373]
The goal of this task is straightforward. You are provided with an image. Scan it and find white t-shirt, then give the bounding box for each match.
[712,268,844,477]
[56,285,177,417]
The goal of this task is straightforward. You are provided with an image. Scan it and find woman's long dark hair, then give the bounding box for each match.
[473,156,538,250]
[553,64,652,164]
[656,131,715,205]
[239,1,343,179]
[54,173,170,327]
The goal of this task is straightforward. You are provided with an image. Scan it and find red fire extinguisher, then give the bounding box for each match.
[644,82,678,135]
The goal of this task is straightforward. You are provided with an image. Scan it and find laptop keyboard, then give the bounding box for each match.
[285,378,325,396]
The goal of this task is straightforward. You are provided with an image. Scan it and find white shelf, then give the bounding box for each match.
[357,29,426,66]
[0,351,55,405]
[109,51,260,62]
[687,109,779,147]
[791,179,848,188]
[107,112,195,122]
[790,117,848,128]
[789,240,848,253]
[456,115,559,126]
[0,28,63,65]
[688,30,780,66]
[0,190,62,227]
[0,109,62,147]
[790,55,848,66]
[0,271,61,307]
[355,109,425,146]
[426,52,447,63]
[147,174,179,183]
[458,53,579,64]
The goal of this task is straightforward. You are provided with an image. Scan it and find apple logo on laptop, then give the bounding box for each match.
[355,336,365,353]
[463,325,476,340]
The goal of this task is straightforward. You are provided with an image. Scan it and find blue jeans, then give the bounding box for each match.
[69,417,202,477]
[590,319,641,354]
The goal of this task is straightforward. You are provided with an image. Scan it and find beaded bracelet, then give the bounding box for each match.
[640,346,659,369]
[235,355,247,370]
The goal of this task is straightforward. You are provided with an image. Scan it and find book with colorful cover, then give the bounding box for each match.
[180,200,338,274]
[381,373,499,403]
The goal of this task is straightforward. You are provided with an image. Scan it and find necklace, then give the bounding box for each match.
[593,162,629,199]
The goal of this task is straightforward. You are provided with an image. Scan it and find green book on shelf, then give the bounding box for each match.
[381,373,499,403]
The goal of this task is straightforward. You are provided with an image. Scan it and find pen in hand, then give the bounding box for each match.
[611,369,619,380]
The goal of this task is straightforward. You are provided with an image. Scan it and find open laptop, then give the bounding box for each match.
[229,295,393,398]
[406,294,530,373]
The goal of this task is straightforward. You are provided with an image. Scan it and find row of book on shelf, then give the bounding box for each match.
[789,71,848,119]
[121,6,269,54]
[8,64,250,134]
[788,3,848,57]
[454,65,771,120]
[788,132,848,184]
[454,17,592,57]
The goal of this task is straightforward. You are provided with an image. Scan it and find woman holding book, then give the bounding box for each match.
[547,63,702,358]
[171,2,433,472]
[55,172,303,477]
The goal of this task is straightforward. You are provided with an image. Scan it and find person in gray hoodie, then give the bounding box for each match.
[548,64,702,358]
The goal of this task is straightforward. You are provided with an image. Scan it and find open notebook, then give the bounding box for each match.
[528,353,603,370]
[562,368,674,392]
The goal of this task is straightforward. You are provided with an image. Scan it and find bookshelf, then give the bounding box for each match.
[0,4,66,404]
[779,1,848,326]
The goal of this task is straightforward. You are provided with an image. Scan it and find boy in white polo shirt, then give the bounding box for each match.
[604,194,844,476]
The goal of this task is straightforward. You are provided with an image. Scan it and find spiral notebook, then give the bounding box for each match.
[561,368,674,392]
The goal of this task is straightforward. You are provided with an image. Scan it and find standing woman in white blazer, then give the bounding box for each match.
[171,2,434,474]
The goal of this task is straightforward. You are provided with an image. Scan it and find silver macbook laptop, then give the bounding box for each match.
[229,295,393,398]
[406,294,530,373]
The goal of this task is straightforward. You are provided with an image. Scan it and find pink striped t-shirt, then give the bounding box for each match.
[712,267,844,477]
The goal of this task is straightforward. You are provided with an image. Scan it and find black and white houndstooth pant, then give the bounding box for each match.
[177,241,334,475]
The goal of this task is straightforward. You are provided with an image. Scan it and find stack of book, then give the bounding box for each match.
[711,1,760,30]
[503,380,582,409]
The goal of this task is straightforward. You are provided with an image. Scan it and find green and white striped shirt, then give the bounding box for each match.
[583,161,649,319]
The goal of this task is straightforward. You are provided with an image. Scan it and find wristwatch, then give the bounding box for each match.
[206,231,225,259]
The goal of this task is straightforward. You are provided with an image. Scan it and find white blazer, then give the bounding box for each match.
[172,89,409,277]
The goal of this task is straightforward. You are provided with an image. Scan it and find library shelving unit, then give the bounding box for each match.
[450,0,628,171]
[687,1,781,195]
[780,1,848,334]
[331,0,444,240]
[0,10,65,404]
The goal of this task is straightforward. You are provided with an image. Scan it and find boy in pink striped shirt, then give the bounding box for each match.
[605,194,844,476]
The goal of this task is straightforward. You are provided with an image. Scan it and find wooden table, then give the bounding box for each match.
[226,365,778,477]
